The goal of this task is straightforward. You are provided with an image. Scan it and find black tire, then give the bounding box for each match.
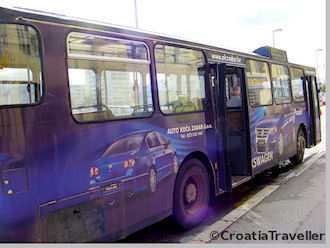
[270,164,281,176]
[172,159,210,229]
[289,129,306,165]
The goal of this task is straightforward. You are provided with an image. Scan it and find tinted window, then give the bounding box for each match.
[271,64,291,104]
[290,68,305,102]
[0,24,42,106]
[67,33,153,122]
[103,134,144,156]
[68,69,98,113]
[225,72,242,108]
[155,45,206,114]
[246,60,272,106]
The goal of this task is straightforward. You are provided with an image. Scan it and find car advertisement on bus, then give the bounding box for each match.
[90,131,179,194]
[249,104,299,170]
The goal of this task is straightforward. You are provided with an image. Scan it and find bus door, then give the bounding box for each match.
[306,75,321,145]
[211,63,251,191]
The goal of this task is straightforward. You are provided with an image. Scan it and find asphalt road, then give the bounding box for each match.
[120,106,326,243]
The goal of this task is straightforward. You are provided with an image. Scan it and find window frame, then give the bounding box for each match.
[154,42,208,116]
[289,66,306,103]
[65,31,155,124]
[270,63,293,105]
[0,22,45,109]
[245,59,274,108]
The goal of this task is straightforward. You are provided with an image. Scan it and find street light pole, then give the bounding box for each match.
[272,28,283,47]
[315,48,324,84]
[133,0,139,29]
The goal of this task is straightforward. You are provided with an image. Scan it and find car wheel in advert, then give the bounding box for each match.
[149,168,157,193]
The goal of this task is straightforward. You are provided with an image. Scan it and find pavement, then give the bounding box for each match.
[209,153,326,244]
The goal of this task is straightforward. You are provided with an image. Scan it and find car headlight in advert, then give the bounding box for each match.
[270,127,277,134]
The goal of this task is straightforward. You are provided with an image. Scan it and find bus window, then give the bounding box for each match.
[68,68,97,114]
[67,33,153,122]
[271,64,291,104]
[245,60,272,107]
[155,45,206,114]
[225,73,242,108]
[0,24,43,106]
[290,68,305,102]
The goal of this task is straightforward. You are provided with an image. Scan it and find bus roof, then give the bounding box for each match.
[0,5,316,73]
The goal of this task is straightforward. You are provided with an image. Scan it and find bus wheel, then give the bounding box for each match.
[270,164,281,176]
[172,159,210,229]
[149,167,157,193]
[289,129,306,165]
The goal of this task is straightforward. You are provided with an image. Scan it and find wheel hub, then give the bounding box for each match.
[298,137,305,159]
[184,182,197,204]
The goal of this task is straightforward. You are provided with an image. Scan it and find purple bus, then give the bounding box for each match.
[0,6,321,242]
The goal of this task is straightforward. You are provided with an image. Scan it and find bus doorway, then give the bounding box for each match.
[211,64,251,190]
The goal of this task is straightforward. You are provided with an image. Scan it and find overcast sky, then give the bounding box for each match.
[2,0,326,82]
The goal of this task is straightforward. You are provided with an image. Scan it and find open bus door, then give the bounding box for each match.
[210,63,252,191]
[306,75,321,145]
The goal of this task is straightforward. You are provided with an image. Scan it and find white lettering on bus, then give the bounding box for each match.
[211,53,243,64]
[252,152,274,168]
[167,123,212,136]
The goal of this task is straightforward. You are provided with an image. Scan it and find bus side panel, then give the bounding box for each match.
[249,105,277,174]
[0,110,40,241]
[117,113,217,239]
[37,113,215,242]
[0,22,74,242]
[249,103,297,174]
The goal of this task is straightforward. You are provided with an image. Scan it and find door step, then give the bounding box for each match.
[231,176,251,188]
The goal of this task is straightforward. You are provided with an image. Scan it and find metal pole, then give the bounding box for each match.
[272,28,283,48]
[134,0,139,29]
[315,49,323,84]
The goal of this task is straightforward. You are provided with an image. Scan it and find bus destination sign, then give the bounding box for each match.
[208,52,245,65]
